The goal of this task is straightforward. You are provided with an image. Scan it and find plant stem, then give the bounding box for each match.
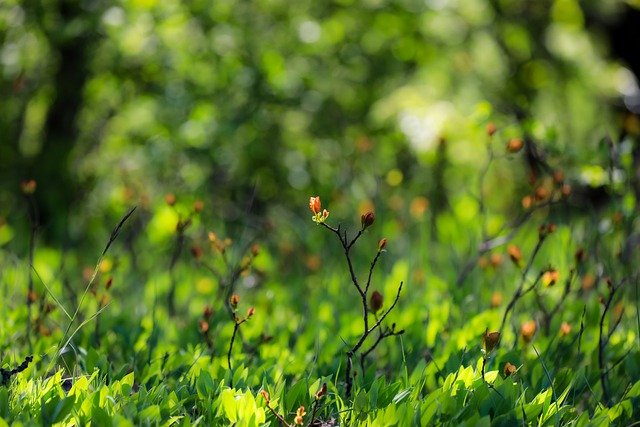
[499,236,546,336]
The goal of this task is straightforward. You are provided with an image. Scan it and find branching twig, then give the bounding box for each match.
[499,235,547,336]
[313,201,403,398]
[345,281,403,397]
[359,323,405,374]
[456,199,559,287]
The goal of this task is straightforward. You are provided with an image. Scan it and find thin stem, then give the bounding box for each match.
[599,285,616,405]
[456,199,558,286]
[167,217,189,316]
[227,317,245,371]
[359,325,404,374]
[265,402,290,427]
[532,345,559,426]
[478,138,495,240]
[499,236,546,336]
[365,250,383,296]
[55,207,136,362]
[26,213,36,351]
[345,281,403,397]
[308,398,322,427]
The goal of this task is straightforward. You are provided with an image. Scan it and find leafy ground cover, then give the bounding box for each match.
[2,129,640,425]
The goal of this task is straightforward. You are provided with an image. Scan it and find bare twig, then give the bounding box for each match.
[317,209,403,398]
[227,315,247,371]
[499,236,547,336]
[456,199,558,287]
[598,282,617,405]
[345,281,403,397]
[24,193,38,351]
[265,401,290,427]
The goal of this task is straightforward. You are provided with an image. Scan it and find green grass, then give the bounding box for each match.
[1,165,640,426]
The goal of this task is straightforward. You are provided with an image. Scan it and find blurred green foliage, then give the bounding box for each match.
[1,0,640,425]
[1,0,638,246]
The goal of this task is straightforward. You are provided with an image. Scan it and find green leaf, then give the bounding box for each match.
[220,389,238,423]
[196,370,214,400]
[0,388,8,418]
[285,380,308,411]
[138,405,162,424]
[42,396,75,424]
[91,405,113,427]
[392,388,412,404]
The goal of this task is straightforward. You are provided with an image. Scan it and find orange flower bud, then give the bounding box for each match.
[553,170,565,184]
[294,406,306,425]
[369,291,383,312]
[198,319,209,333]
[361,211,375,229]
[250,244,260,256]
[561,184,571,197]
[378,238,387,251]
[490,253,503,268]
[247,307,255,318]
[503,362,517,377]
[193,200,204,213]
[507,245,522,266]
[542,269,559,287]
[230,294,240,309]
[534,186,549,201]
[520,320,537,343]
[581,274,595,291]
[559,321,571,337]
[490,292,503,308]
[191,245,203,259]
[315,383,327,400]
[309,196,321,215]
[506,138,524,153]
[486,122,497,137]
[259,390,270,402]
[521,195,533,209]
[21,179,37,195]
[165,193,176,206]
[482,329,501,352]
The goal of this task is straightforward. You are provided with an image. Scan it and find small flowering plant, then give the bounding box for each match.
[309,196,330,224]
[307,195,404,397]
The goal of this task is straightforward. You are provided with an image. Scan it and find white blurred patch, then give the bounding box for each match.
[398,102,454,152]
[615,67,640,114]
[298,20,321,44]
[102,7,125,27]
